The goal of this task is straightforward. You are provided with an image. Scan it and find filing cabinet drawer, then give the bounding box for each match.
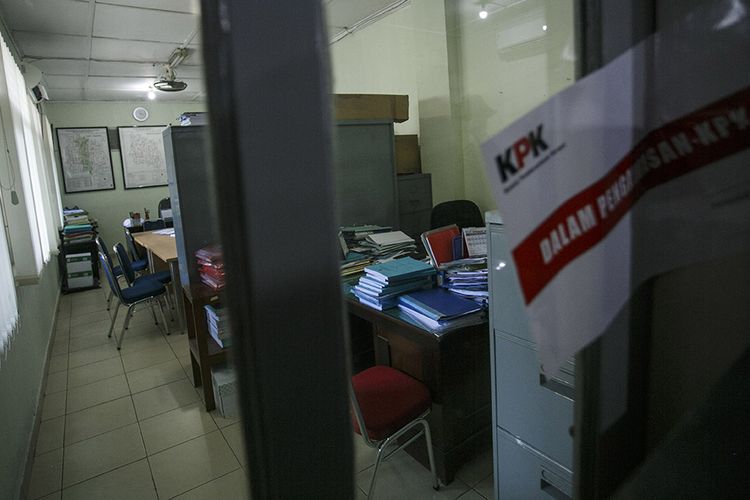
[489,225,532,342]
[397,174,432,214]
[399,209,431,240]
[496,426,572,500]
[495,331,574,470]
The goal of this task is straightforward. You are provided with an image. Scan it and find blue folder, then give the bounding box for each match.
[363,257,435,284]
[398,288,482,321]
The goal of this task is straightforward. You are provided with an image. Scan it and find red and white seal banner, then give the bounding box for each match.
[482,0,750,374]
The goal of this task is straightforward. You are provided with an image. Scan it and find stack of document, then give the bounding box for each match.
[439,257,489,305]
[62,223,95,242]
[397,288,483,330]
[195,245,225,290]
[359,231,417,258]
[353,257,435,310]
[340,251,373,277]
[204,304,231,348]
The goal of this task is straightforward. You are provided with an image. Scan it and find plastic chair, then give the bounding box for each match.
[114,243,175,318]
[430,200,484,230]
[143,219,166,231]
[123,228,149,268]
[350,365,439,498]
[99,252,169,349]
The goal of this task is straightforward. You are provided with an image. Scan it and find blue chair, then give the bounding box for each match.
[96,236,123,310]
[114,243,175,319]
[143,219,166,231]
[99,253,169,349]
[124,228,149,271]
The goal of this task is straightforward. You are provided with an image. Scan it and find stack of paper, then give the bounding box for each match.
[439,257,489,306]
[359,231,416,258]
[179,112,208,126]
[353,257,435,310]
[61,207,97,242]
[397,288,483,330]
[340,251,374,277]
[204,304,231,348]
[196,245,225,290]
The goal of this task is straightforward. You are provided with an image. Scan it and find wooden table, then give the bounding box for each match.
[133,230,185,332]
[347,297,492,485]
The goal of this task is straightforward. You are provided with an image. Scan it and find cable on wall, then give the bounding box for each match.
[329,0,411,45]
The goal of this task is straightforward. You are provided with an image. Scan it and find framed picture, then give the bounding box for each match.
[117,125,169,189]
[56,127,115,193]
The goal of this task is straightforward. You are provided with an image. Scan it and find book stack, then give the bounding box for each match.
[61,207,97,242]
[440,257,489,306]
[353,257,435,310]
[340,251,374,278]
[204,304,231,348]
[195,245,225,290]
[178,112,208,126]
[398,287,483,331]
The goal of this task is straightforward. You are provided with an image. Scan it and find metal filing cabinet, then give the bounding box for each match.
[487,211,574,498]
[397,173,432,240]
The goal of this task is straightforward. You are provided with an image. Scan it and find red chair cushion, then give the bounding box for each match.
[352,365,431,441]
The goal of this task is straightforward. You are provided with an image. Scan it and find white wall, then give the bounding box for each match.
[329,0,465,204]
[42,100,205,249]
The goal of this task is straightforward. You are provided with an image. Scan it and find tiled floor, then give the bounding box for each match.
[28,287,494,499]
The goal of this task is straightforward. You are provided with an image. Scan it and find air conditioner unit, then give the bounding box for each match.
[29,83,49,103]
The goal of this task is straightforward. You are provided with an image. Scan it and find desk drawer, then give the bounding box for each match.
[496,426,572,500]
[397,174,432,214]
[489,227,531,342]
[495,331,574,470]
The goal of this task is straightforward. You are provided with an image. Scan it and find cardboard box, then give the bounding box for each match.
[334,94,409,123]
[211,364,239,418]
[395,135,421,174]
[66,252,92,274]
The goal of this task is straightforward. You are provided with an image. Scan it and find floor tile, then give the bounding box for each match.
[355,451,470,500]
[127,359,186,394]
[51,340,68,356]
[36,491,61,500]
[132,378,199,421]
[173,469,250,500]
[66,374,130,413]
[71,299,109,317]
[458,491,487,500]
[121,343,175,373]
[353,434,377,473]
[67,357,124,389]
[148,431,240,499]
[209,409,240,429]
[167,331,189,350]
[455,447,493,487]
[474,475,493,500]
[28,448,63,499]
[140,401,217,455]
[68,318,114,340]
[70,310,112,328]
[61,459,157,500]
[42,392,66,420]
[220,423,247,467]
[36,416,65,455]
[62,423,145,488]
[55,315,70,330]
[68,333,112,353]
[45,371,68,395]
[47,354,68,374]
[64,396,136,445]
[117,334,168,355]
[67,343,119,369]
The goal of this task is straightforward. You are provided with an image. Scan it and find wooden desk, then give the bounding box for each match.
[347,297,492,485]
[133,230,184,332]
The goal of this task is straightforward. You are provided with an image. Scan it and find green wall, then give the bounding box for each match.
[0,259,60,498]
[42,101,206,250]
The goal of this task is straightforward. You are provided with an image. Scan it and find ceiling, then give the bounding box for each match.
[0,0,402,102]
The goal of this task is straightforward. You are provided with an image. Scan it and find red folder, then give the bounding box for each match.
[421,225,460,267]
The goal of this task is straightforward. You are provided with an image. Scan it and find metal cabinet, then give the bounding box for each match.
[397,173,432,239]
[487,211,574,498]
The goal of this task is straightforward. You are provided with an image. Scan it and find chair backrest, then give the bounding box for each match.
[143,219,166,231]
[114,242,137,285]
[95,236,116,272]
[99,252,124,303]
[430,200,484,230]
[124,228,143,261]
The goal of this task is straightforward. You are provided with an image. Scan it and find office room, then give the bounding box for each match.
[1,0,749,499]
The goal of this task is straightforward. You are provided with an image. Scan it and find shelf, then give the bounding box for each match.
[188,337,228,368]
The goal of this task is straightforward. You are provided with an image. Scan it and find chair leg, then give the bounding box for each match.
[163,288,175,321]
[367,442,388,498]
[421,420,440,491]
[149,300,159,325]
[105,289,113,310]
[157,297,170,336]
[117,305,134,349]
[108,302,120,338]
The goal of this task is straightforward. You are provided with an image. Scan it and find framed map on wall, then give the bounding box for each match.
[117,126,169,189]
[56,127,115,193]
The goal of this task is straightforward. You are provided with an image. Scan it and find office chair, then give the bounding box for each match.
[114,243,175,318]
[124,228,148,266]
[95,236,125,310]
[143,219,166,231]
[100,252,169,349]
[351,365,439,498]
[158,197,171,219]
[430,200,484,230]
